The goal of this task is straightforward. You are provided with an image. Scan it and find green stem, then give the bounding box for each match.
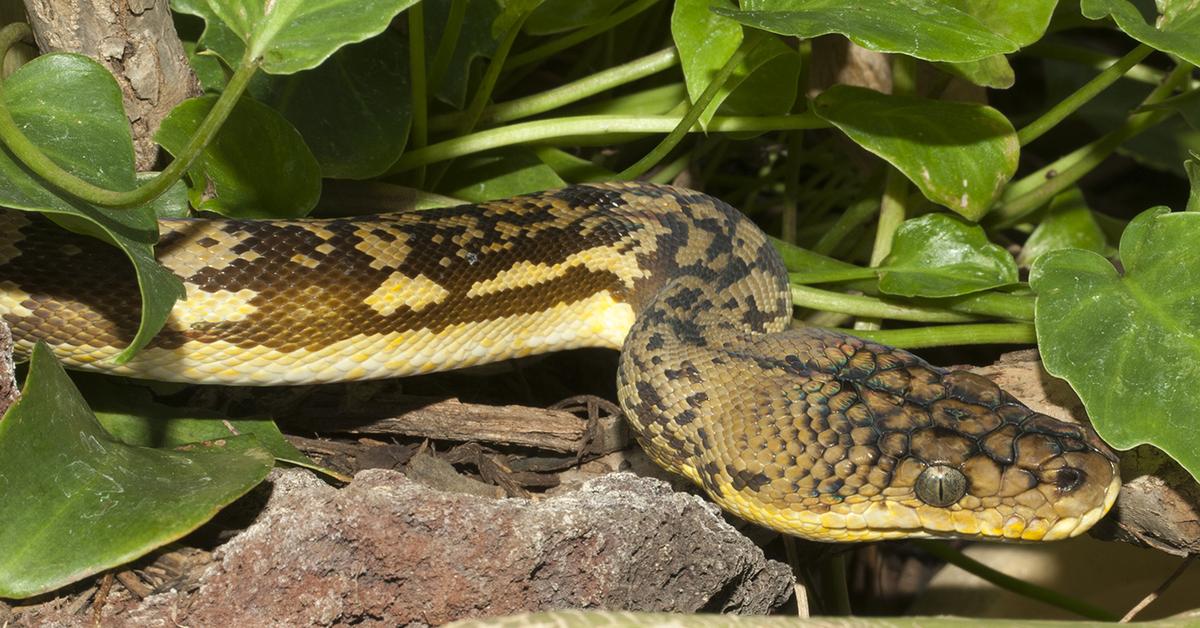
[1026,41,1166,86]
[507,0,661,69]
[813,197,879,255]
[430,47,679,132]
[648,149,691,184]
[788,268,878,284]
[914,540,1117,621]
[992,62,1193,228]
[0,22,258,208]
[408,4,429,186]
[428,0,466,90]
[791,285,978,323]
[836,323,1036,348]
[617,36,757,180]
[1018,44,1152,146]
[428,9,531,189]
[930,291,1035,322]
[391,113,827,172]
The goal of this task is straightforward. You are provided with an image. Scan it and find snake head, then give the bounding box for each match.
[687,329,1121,542]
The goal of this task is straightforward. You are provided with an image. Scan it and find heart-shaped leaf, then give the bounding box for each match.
[1082,0,1200,67]
[814,85,1018,220]
[879,213,1018,297]
[0,53,183,362]
[0,344,274,598]
[1031,207,1200,482]
[156,95,321,218]
[716,0,1019,63]
[173,0,419,74]
[250,29,411,179]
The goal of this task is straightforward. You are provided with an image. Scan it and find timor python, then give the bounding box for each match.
[0,182,1120,541]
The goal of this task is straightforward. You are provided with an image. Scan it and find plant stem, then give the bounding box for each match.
[1026,41,1165,86]
[390,113,827,172]
[617,36,756,180]
[507,0,662,69]
[0,22,259,208]
[930,291,1035,322]
[791,285,978,323]
[430,47,679,132]
[858,55,916,331]
[1018,44,1152,146]
[837,323,1036,348]
[914,540,1117,621]
[648,149,691,184]
[991,62,1193,228]
[428,0,466,90]
[428,9,532,189]
[408,4,429,186]
[813,197,879,255]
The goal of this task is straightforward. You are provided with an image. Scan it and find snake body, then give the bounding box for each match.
[0,182,1120,541]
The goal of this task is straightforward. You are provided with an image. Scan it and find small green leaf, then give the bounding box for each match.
[0,53,184,362]
[939,55,1015,89]
[156,96,321,218]
[878,214,1018,297]
[672,0,743,125]
[814,85,1018,220]
[1081,0,1200,67]
[1018,189,1107,268]
[1031,207,1200,482]
[200,0,420,74]
[0,344,274,599]
[171,0,247,70]
[1188,153,1200,212]
[440,148,566,202]
[715,0,1018,63]
[714,36,801,122]
[251,29,411,179]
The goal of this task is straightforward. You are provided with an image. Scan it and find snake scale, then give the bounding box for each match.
[0,182,1119,542]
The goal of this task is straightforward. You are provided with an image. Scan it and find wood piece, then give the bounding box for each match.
[287,395,628,454]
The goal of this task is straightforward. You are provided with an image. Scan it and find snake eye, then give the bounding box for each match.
[915,465,967,507]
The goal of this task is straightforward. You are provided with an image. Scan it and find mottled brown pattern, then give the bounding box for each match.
[0,182,1120,541]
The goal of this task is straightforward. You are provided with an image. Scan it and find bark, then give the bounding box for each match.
[22,0,201,169]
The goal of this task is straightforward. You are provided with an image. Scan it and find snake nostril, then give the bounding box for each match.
[1055,467,1085,492]
[915,465,967,507]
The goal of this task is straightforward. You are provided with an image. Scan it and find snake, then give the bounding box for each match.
[0,181,1120,542]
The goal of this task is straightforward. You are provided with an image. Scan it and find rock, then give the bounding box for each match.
[126,469,794,626]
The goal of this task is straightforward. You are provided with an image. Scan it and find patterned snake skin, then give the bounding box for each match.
[0,182,1120,541]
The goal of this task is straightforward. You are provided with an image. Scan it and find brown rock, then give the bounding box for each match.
[126,470,793,626]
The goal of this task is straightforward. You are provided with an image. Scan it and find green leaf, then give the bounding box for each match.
[878,213,1018,297]
[672,0,743,125]
[1081,0,1200,67]
[199,0,420,74]
[943,0,1056,46]
[156,96,321,218]
[251,29,411,179]
[1018,189,1107,268]
[712,36,801,122]
[715,0,1019,63]
[0,344,274,598]
[171,0,247,70]
[939,55,1015,89]
[440,148,566,202]
[0,53,184,362]
[1031,207,1200,482]
[813,85,1019,220]
[525,0,626,34]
